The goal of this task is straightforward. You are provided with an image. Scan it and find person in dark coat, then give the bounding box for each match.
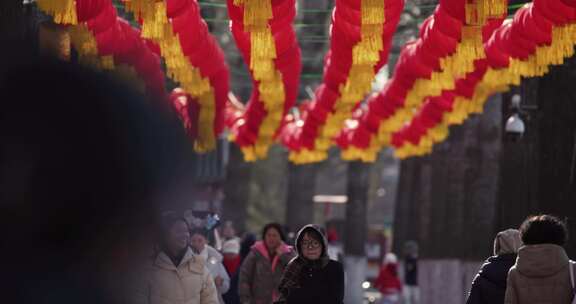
[275,225,344,304]
[223,233,255,304]
[466,229,523,304]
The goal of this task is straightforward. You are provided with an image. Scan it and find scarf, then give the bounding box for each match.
[275,255,329,304]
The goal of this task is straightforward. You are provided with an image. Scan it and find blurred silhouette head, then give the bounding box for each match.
[0,42,195,304]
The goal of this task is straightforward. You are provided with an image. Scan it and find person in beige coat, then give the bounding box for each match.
[504,215,574,304]
[133,215,219,304]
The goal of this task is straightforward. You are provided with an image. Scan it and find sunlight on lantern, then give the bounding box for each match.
[177,96,187,106]
[345,119,359,129]
[373,64,389,91]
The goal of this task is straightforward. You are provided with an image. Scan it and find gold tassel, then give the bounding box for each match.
[195,92,217,153]
[352,39,381,65]
[243,0,273,27]
[362,0,385,25]
[465,1,480,25]
[241,147,257,162]
[251,144,268,159]
[258,111,283,137]
[481,0,507,20]
[38,22,71,61]
[100,55,115,70]
[466,0,506,26]
[259,83,285,106]
[69,25,98,57]
[352,0,385,66]
[141,1,169,40]
[250,27,277,60]
[341,147,377,162]
[251,60,276,81]
[315,138,332,150]
[289,149,328,164]
[37,0,78,25]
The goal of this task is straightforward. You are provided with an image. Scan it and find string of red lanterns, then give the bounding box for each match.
[36,0,576,162]
[281,0,404,164]
[225,0,302,161]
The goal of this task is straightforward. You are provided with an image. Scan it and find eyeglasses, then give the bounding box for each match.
[302,240,321,249]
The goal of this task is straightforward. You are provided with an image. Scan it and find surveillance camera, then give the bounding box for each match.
[505,113,525,142]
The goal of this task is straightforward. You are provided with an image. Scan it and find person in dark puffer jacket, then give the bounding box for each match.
[466,229,523,304]
[275,225,344,304]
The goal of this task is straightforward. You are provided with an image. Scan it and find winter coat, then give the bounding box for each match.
[466,253,517,304]
[195,245,231,304]
[375,263,402,295]
[239,241,295,304]
[504,244,574,304]
[277,225,345,304]
[223,270,241,304]
[403,255,418,286]
[224,237,255,304]
[283,260,344,304]
[132,247,219,304]
[223,255,241,277]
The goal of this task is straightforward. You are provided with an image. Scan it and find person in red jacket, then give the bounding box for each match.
[375,253,403,304]
[222,239,241,276]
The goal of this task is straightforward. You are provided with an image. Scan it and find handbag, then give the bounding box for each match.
[569,260,576,304]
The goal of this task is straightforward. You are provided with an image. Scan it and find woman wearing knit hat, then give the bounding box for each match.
[466,229,522,304]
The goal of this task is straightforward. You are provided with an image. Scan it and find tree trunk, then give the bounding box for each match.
[345,161,369,255]
[392,94,502,260]
[344,161,369,304]
[222,144,251,234]
[285,162,318,233]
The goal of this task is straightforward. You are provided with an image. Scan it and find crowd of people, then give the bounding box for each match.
[140,213,426,304]
[140,216,346,304]
[466,214,575,304]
